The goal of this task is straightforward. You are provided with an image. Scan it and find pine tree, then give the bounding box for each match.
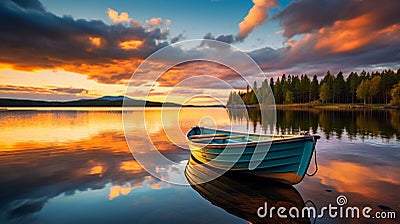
[334,71,346,103]
[309,75,319,101]
[291,76,301,103]
[381,70,397,104]
[274,78,283,104]
[227,91,233,105]
[269,78,274,92]
[321,71,334,103]
[347,72,361,104]
[300,75,311,103]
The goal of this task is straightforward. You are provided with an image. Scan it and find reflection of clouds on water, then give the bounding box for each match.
[296,139,400,218]
[109,176,170,200]
[318,161,400,197]
[158,160,189,184]
[0,128,179,221]
[109,184,139,200]
[1,108,399,223]
[124,107,235,185]
[0,111,124,145]
[119,161,143,173]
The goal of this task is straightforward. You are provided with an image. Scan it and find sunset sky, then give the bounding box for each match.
[0,0,399,104]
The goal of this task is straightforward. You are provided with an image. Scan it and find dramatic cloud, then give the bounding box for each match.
[0,85,89,95]
[0,0,169,84]
[51,87,89,94]
[251,0,400,76]
[107,8,130,23]
[204,0,279,43]
[12,0,45,10]
[107,8,142,27]
[125,41,265,91]
[237,0,278,41]
[201,32,236,45]
[155,61,242,88]
[0,0,399,97]
[145,17,172,34]
[146,17,163,29]
[275,0,400,39]
[170,34,184,44]
[0,85,90,100]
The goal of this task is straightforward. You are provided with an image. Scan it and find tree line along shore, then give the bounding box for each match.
[227,69,400,108]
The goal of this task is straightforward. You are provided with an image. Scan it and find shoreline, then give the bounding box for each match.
[227,103,400,110]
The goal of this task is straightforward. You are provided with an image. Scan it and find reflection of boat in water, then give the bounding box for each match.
[186,126,319,185]
[185,156,310,224]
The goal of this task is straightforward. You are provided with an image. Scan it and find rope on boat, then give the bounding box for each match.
[306,136,318,176]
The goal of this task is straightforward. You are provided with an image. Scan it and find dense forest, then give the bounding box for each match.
[227,69,400,106]
[228,108,400,138]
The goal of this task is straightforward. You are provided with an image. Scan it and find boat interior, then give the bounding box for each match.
[187,127,301,144]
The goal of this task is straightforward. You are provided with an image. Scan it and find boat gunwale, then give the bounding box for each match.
[187,133,316,149]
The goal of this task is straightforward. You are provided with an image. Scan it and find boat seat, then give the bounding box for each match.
[189,134,227,139]
[191,135,246,143]
[226,138,251,143]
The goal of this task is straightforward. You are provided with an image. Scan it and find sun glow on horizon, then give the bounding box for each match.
[0,67,127,101]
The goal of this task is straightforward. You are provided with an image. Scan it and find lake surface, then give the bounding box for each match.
[0,108,399,223]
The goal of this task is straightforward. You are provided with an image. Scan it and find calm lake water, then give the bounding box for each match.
[0,108,399,223]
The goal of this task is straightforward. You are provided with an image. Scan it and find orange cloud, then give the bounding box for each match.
[107,8,142,27]
[119,40,143,50]
[61,59,142,84]
[107,8,130,24]
[146,18,163,28]
[237,0,278,40]
[0,84,90,99]
[273,0,400,60]
[155,61,241,87]
[0,2,170,85]
[314,14,381,53]
[89,36,102,47]
[279,12,400,66]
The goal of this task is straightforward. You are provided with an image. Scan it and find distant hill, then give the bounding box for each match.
[96,96,127,101]
[0,96,181,107]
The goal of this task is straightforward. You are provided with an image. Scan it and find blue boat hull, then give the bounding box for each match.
[187,127,319,185]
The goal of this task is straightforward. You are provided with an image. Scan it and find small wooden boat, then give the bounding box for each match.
[186,126,320,185]
[185,156,310,223]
